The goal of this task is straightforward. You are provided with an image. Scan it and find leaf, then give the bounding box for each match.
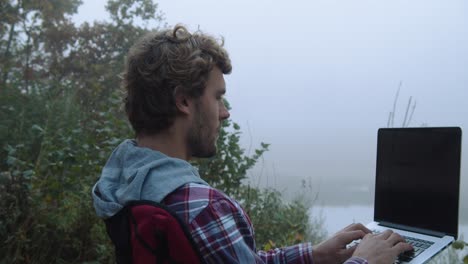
[464,254,468,264]
[6,156,17,166]
[4,144,15,154]
[31,124,45,133]
[452,240,465,250]
[22,170,34,179]
[0,172,12,184]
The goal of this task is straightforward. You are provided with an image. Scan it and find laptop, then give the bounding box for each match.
[366,127,462,264]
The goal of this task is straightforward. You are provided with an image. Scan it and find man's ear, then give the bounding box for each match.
[174,86,192,115]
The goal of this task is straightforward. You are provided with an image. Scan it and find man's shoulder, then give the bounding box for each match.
[163,183,237,223]
[165,182,231,203]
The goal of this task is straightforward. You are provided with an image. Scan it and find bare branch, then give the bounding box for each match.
[402,96,412,127]
[387,112,393,128]
[390,81,402,127]
[407,100,417,127]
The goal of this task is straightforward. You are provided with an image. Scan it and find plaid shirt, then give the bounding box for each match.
[163,183,367,264]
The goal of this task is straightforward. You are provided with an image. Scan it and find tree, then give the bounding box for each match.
[0,0,82,89]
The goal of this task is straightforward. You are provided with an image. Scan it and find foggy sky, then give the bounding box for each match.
[73,0,468,210]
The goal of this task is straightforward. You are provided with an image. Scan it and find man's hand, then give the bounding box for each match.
[313,223,371,264]
[352,230,413,264]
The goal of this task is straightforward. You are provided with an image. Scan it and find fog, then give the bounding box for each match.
[74,0,468,225]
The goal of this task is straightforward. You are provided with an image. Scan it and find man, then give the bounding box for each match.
[92,25,413,263]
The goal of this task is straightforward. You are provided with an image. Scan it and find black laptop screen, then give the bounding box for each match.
[374,127,461,238]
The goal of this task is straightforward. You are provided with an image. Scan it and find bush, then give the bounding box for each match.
[239,186,327,249]
[0,88,125,263]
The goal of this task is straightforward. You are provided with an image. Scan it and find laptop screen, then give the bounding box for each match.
[374,127,461,238]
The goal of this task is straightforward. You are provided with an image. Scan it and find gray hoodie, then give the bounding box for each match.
[92,139,208,219]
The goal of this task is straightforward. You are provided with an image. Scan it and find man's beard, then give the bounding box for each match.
[188,106,217,158]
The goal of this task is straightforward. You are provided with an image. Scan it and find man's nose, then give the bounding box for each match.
[220,106,230,120]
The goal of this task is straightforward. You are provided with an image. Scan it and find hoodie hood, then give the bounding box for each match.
[92,139,208,219]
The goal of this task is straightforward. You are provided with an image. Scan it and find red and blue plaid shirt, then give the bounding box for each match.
[163,183,367,264]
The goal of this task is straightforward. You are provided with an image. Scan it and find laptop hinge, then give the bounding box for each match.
[378,221,446,238]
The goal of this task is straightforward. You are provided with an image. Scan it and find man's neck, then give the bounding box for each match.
[136,129,190,161]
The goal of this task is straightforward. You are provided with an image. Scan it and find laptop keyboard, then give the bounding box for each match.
[365,230,434,263]
[396,235,434,263]
[347,230,435,263]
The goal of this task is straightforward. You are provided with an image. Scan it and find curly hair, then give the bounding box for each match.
[123,25,232,135]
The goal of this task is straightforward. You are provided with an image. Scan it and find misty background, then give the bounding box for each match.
[74,0,468,237]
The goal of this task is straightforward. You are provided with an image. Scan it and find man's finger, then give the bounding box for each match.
[341,245,357,260]
[342,223,372,234]
[345,243,358,254]
[376,229,393,239]
[337,230,367,244]
[387,232,405,246]
[393,242,414,255]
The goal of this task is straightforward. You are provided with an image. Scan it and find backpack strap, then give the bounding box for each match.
[104,206,132,264]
